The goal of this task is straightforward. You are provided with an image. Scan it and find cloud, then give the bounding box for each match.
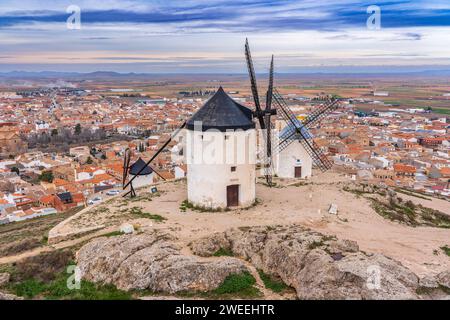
[0,0,450,71]
[1,0,449,31]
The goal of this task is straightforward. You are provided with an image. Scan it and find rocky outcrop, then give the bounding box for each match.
[0,273,10,287]
[436,271,450,289]
[417,270,450,300]
[76,225,447,300]
[0,291,23,300]
[76,231,248,293]
[190,225,425,300]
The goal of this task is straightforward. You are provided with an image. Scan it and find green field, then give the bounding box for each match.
[433,108,450,115]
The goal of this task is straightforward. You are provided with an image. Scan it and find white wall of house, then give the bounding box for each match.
[274,140,313,179]
[132,173,155,189]
[174,166,186,179]
[75,169,106,181]
[186,129,256,208]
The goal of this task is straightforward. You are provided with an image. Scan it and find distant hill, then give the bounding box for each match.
[1,69,450,80]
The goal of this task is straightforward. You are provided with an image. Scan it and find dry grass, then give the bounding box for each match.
[0,206,83,258]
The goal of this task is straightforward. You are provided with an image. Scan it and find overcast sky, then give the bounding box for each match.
[0,0,450,73]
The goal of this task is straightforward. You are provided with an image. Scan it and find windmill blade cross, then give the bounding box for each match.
[122,148,131,187]
[263,55,275,186]
[265,55,274,112]
[245,39,266,130]
[273,91,332,171]
[303,98,339,128]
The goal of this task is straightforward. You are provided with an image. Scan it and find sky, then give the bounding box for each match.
[0,0,450,73]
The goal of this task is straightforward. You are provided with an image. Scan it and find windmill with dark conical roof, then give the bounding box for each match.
[185,86,257,208]
[122,149,155,197]
[122,87,257,208]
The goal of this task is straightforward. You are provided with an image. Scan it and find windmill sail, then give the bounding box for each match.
[263,55,275,185]
[245,39,278,186]
[245,39,266,130]
[273,90,333,172]
[302,98,339,128]
[122,148,132,187]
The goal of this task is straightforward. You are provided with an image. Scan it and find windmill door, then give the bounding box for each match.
[295,166,302,178]
[227,185,239,207]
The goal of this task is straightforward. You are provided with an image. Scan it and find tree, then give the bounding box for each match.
[101,154,107,160]
[39,171,54,183]
[86,156,93,164]
[11,166,20,175]
[75,123,82,135]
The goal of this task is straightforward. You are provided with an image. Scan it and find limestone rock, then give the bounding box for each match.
[0,273,10,287]
[191,225,420,300]
[0,291,23,300]
[419,275,439,289]
[297,252,419,300]
[119,223,135,234]
[328,239,359,254]
[190,232,230,257]
[436,270,450,289]
[76,231,248,293]
[328,204,338,215]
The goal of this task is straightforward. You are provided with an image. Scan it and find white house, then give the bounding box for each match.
[75,167,106,182]
[174,165,187,179]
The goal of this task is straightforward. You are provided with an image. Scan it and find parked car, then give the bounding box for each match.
[88,197,102,205]
[106,190,121,196]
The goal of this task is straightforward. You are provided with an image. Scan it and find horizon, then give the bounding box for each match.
[3,65,450,76]
[1,0,450,73]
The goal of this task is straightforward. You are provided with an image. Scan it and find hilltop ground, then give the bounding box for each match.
[40,171,450,277]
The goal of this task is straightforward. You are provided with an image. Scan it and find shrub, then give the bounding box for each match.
[38,171,54,183]
[213,248,233,257]
[128,207,166,222]
[405,200,416,210]
[0,238,42,257]
[13,250,74,282]
[9,273,132,300]
[11,278,47,298]
[213,272,259,297]
[257,270,289,293]
[308,240,324,250]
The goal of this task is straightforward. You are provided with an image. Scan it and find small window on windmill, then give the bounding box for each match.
[151,187,158,194]
[231,166,236,172]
